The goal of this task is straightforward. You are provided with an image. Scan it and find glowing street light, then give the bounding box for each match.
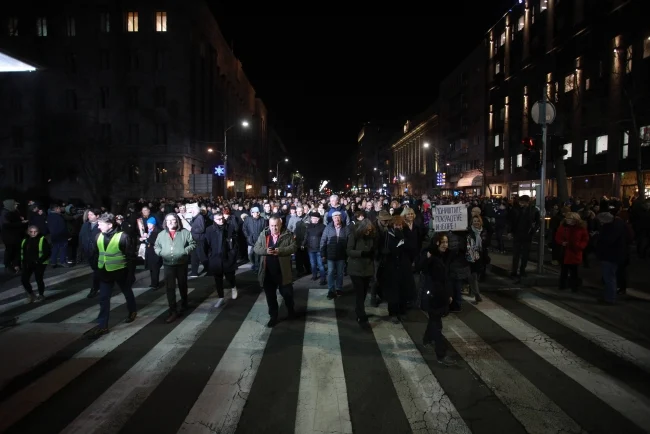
[223,120,249,199]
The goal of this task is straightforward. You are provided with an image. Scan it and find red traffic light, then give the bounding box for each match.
[521,137,535,151]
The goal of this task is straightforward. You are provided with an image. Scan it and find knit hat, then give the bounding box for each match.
[309,211,321,218]
[146,217,157,225]
[250,207,260,213]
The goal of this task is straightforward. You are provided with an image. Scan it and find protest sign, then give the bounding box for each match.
[432,204,468,232]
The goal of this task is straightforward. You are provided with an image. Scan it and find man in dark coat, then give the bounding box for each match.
[203,211,239,308]
[1,199,27,272]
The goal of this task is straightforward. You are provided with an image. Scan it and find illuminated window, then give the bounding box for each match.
[518,15,524,31]
[8,17,18,36]
[126,12,138,32]
[541,0,548,12]
[500,31,506,46]
[36,17,47,37]
[564,73,575,92]
[495,134,500,147]
[499,158,504,170]
[563,143,572,160]
[155,11,167,32]
[583,140,588,164]
[495,61,501,74]
[585,78,590,90]
[516,154,523,167]
[66,17,76,36]
[100,12,110,32]
[625,45,632,73]
[644,36,650,59]
[596,135,608,154]
[622,132,629,159]
[641,125,650,147]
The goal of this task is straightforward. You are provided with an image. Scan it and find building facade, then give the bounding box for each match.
[389,104,440,196]
[484,0,650,200]
[355,122,391,193]
[438,43,488,196]
[0,0,269,205]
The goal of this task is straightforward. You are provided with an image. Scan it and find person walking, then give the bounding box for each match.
[20,225,51,303]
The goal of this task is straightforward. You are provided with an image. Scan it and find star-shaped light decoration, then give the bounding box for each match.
[214,165,225,176]
[272,177,277,182]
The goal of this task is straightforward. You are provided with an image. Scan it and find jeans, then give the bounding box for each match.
[248,245,259,270]
[308,252,325,278]
[601,261,618,302]
[451,278,463,309]
[327,259,345,292]
[50,241,68,265]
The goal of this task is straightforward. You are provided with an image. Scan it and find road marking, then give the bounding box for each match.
[469,295,650,431]
[0,268,93,304]
[62,288,151,324]
[16,291,93,324]
[444,312,586,434]
[61,289,228,434]
[518,291,650,374]
[0,289,194,433]
[368,305,471,434]
[178,292,276,434]
[295,288,351,434]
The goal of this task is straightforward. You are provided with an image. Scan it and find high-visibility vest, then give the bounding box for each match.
[97,232,127,271]
[20,236,50,265]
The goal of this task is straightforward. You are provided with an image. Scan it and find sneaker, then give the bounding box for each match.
[231,287,238,300]
[35,294,45,302]
[336,290,343,297]
[125,312,137,323]
[213,298,225,308]
[327,292,336,300]
[87,288,99,298]
[86,327,109,340]
[437,356,457,366]
[26,294,36,304]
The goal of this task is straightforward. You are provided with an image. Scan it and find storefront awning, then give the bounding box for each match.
[0,51,37,72]
[456,170,483,188]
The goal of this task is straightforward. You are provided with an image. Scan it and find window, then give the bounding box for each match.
[155,86,166,107]
[100,12,110,32]
[541,0,548,12]
[127,86,138,108]
[128,50,139,70]
[532,6,536,23]
[625,45,632,74]
[495,61,501,74]
[155,49,167,70]
[500,31,506,46]
[563,143,572,160]
[622,132,629,159]
[12,126,24,148]
[65,90,78,110]
[155,11,167,32]
[8,17,18,36]
[564,73,575,92]
[100,123,112,145]
[65,53,77,73]
[518,15,524,31]
[499,158,505,171]
[516,154,523,167]
[500,107,505,120]
[66,17,76,36]
[126,12,138,32]
[641,125,650,147]
[155,162,167,183]
[155,123,168,145]
[99,50,110,70]
[596,135,608,154]
[191,164,195,174]
[100,87,109,108]
[644,36,650,59]
[36,17,47,36]
[128,124,139,146]
[13,164,24,184]
[495,134,500,147]
[583,140,588,164]
[585,78,591,90]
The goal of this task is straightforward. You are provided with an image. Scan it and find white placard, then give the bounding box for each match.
[432,204,468,232]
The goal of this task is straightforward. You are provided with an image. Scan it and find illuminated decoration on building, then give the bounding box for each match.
[214,165,225,176]
[0,51,37,72]
[319,180,328,192]
[436,172,446,186]
[272,177,277,182]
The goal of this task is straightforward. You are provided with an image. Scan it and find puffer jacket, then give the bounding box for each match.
[153,228,196,265]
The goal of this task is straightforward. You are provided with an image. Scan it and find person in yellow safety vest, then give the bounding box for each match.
[20,225,51,303]
[86,213,138,340]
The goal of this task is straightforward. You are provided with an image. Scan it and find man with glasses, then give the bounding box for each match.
[243,207,265,272]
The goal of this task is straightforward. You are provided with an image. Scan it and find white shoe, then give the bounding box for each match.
[231,287,238,300]
[213,298,225,308]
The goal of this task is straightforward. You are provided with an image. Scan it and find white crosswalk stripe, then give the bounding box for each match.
[1,272,649,434]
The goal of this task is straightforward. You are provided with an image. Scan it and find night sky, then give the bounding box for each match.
[213,7,516,187]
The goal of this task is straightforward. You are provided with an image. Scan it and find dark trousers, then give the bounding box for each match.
[149,262,162,287]
[263,274,294,319]
[50,241,68,265]
[88,263,100,291]
[4,242,20,269]
[21,263,46,295]
[559,263,579,290]
[424,312,446,359]
[190,249,201,275]
[295,248,311,274]
[214,271,236,298]
[616,261,628,291]
[350,275,370,320]
[97,271,137,328]
[512,239,531,274]
[165,264,189,310]
[495,227,506,251]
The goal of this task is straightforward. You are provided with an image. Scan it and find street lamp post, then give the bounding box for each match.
[223,120,248,199]
[276,158,288,195]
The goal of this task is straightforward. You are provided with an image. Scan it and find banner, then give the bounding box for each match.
[432,204,468,232]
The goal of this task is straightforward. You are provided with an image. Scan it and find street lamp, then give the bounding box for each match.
[223,120,249,199]
[276,158,288,183]
[423,142,430,148]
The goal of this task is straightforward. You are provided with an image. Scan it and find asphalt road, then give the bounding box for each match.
[1,265,649,434]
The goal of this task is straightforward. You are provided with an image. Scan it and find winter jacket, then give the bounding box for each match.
[554,223,589,265]
[320,223,350,261]
[303,222,325,253]
[253,228,297,286]
[154,228,196,266]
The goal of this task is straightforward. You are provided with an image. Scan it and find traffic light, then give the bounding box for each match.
[548,135,568,161]
[521,137,540,171]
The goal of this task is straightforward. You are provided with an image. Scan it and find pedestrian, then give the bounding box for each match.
[87,213,138,339]
[144,217,162,290]
[254,216,297,328]
[203,211,239,308]
[20,225,51,303]
[554,212,589,292]
[154,213,196,323]
[346,218,376,327]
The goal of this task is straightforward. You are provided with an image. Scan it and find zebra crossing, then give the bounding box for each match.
[0,267,649,434]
